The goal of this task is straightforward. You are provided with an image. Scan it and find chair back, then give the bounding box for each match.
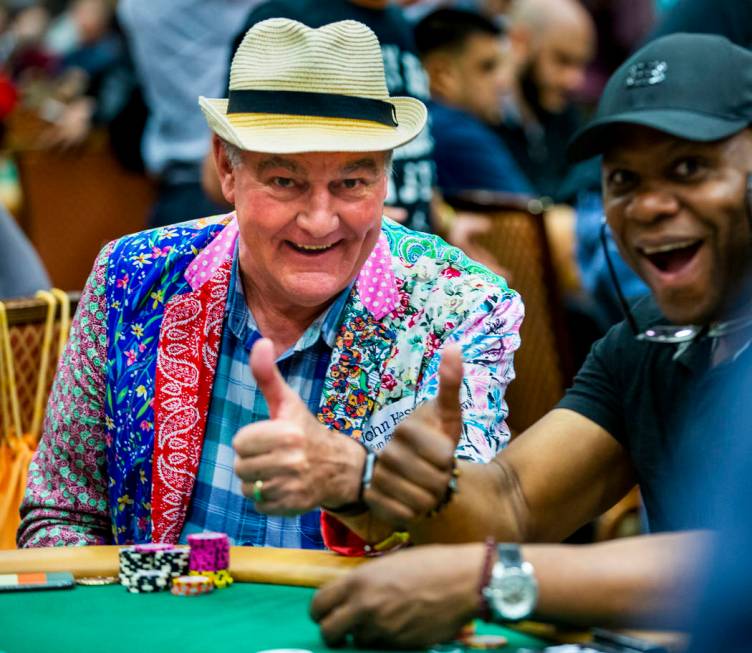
[446,192,574,433]
[0,292,78,439]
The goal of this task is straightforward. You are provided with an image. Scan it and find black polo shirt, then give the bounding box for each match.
[558,297,752,533]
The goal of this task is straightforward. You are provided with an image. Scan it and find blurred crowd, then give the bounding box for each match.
[0,0,135,151]
[0,0,654,320]
[0,0,747,339]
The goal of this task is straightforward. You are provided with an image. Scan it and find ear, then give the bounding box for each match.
[211,134,237,205]
[423,53,458,101]
[380,159,389,201]
[507,26,532,70]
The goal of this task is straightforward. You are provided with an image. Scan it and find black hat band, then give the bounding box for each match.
[227,89,398,127]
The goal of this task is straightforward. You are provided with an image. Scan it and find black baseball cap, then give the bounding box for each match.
[568,33,752,162]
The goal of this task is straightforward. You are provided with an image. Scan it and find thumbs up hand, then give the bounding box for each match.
[364,345,464,527]
[233,338,366,515]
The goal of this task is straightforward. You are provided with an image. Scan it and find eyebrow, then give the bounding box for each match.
[256,156,303,176]
[340,158,381,176]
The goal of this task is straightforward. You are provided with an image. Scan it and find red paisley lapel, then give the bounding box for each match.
[152,259,231,543]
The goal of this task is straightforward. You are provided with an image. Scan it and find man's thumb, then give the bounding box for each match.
[436,344,464,446]
[250,338,291,418]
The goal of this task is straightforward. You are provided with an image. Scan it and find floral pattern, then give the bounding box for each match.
[319,222,522,461]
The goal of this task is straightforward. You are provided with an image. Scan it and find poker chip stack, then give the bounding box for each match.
[118,543,190,593]
[128,570,171,594]
[187,532,234,589]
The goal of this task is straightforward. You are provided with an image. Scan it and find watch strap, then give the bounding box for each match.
[497,543,523,569]
[483,543,537,623]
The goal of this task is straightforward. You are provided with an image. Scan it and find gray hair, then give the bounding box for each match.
[221,138,393,175]
[383,150,394,177]
[221,140,244,168]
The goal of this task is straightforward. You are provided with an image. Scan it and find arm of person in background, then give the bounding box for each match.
[0,205,50,299]
[17,244,113,547]
[310,531,711,648]
[648,0,752,47]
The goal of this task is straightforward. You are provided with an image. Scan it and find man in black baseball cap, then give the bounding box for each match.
[567,32,752,329]
[309,33,752,647]
[570,32,752,161]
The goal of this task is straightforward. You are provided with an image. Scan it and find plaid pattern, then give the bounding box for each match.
[180,253,351,548]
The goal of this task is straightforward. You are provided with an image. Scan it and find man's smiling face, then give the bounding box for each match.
[603,125,752,325]
[215,146,388,315]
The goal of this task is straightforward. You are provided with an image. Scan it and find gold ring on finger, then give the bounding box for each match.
[253,479,264,503]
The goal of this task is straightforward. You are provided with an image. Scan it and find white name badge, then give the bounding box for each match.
[361,395,417,451]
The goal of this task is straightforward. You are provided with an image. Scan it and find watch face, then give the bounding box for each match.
[499,571,536,620]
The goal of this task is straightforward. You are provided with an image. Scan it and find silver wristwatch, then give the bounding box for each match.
[482,543,538,622]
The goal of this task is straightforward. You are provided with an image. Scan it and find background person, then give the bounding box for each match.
[117,0,262,227]
[500,0,595,202]
[415,8,533,197]
[0,203,49,299]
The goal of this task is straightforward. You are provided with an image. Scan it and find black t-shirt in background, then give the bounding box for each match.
[495,103,583,202]
[232,0,437,233]
[649,0,752,49]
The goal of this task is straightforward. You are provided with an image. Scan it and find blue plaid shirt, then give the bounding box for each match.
[180,250,352,548]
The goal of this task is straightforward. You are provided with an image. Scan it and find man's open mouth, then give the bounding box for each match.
[639,239,703,274]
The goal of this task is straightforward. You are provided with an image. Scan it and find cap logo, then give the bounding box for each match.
[625,61,668,88]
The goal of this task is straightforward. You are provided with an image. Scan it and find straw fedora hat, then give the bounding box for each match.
[199,18,427,154]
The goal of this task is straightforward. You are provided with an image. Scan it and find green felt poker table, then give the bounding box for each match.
[0,546,555,653]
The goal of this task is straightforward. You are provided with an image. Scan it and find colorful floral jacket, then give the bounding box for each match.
[18,214,523,548]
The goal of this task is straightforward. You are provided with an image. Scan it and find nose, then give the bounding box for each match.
[626,186,681,224]
[296,187,340,238]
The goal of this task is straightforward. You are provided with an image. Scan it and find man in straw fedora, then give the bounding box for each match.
[18,18,522,552]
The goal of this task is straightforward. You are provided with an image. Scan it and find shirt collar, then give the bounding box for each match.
[185,215,399,320]
[226,241,353,356]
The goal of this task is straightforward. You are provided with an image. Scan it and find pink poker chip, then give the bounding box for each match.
[188,532,231,573]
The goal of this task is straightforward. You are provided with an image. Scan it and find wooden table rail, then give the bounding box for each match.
[0,545,364,587]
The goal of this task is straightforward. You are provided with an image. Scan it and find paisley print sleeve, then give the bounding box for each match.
[17,243,114,547]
